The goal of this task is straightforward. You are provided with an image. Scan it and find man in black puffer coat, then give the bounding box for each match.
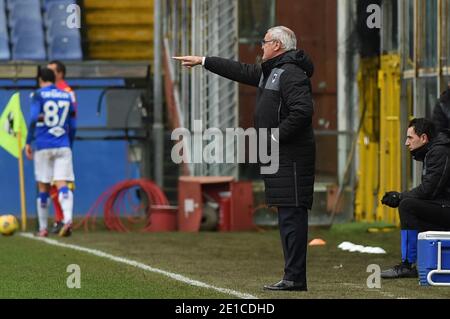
[174,26,315,291]
[432,84,450,133]
[381,118,450,279]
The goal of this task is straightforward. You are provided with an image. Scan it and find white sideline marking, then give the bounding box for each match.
[20,233,257,299]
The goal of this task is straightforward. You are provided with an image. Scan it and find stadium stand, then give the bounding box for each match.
[44,0,82,60]
[0,0,10,60]
[0,36,9,61]
[1,0,157,61]
[0,0,5,19]
[0,0,82,61]
[42,0,74,8]
[0,1,6,35]
[84,0,153,60]
[8,0,46,60]
[7,1,42,27]
[6,0,34,11]
[48,34,82,60]
[46,18,80,41]
[44,0,75,26]
[12,36,46,60]
[10,21,45,44]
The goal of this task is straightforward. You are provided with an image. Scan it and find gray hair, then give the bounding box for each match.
[267,26,297,51]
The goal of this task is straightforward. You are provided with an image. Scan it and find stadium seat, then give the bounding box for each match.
[0,0,7,33]
[48,34,82,60]
[10,21,45,44]
[12,36,46,60]
[44,0,76,27]
[43,0,75,9]
[8,2,42,28]
[46,18,80,43]
[6,0,36,11]
[7,0,40,13]
[0,35,10,60]
[0,19,6,35]
[0,1,10,60]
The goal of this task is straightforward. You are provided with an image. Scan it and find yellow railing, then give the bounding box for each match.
[356,54,402,226]
[376,54,402,225]
[355,57,379,222]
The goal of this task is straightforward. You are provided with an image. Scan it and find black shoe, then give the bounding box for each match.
[381,262,418,279]
[58,223,72,237]
[263,280,307,291]
[50,221,64,234]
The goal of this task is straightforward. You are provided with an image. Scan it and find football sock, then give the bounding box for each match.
[58,186,73,225]
[37,192,49,231]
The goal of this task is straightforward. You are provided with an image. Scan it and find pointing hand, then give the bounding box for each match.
[172,56,203,68]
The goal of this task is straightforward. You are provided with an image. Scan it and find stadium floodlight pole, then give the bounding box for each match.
[153,0,164,187]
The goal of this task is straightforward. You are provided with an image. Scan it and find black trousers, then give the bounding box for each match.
[399,198,450,231]
[277,206,308,284]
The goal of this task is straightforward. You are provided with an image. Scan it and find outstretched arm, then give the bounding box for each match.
[173,56,262,87]
[172,56,203,68]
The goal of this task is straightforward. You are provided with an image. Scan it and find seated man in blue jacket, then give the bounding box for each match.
[381,118,450,278]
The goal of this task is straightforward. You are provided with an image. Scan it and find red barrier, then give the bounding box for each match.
[218,194,231,232]
[145,207,178,232]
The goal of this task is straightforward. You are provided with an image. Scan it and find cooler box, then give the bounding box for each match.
[417,231,450,286]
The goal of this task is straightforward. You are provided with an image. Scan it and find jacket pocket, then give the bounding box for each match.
[263,163,297,206]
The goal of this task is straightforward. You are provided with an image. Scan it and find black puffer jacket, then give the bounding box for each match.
[402,130,450,204]
[432,88,450,133]
[204,50,315,208]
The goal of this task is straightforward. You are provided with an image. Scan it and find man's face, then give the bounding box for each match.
[261,32,282,62]
[405,126,429,152]
[47,63,62,82]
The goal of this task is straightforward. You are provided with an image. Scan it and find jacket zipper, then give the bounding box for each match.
[293,162,299,206]
[277,100,282,124]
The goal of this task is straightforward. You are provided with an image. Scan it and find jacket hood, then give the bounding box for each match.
[263,50,314,78]
[432,129,450,147]
[412,130,450,161]
[440,87,450,103]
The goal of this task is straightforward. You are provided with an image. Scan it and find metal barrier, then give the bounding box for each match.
[161,0,239,178]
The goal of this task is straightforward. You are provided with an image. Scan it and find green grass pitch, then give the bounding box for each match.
[1,223,450,299]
